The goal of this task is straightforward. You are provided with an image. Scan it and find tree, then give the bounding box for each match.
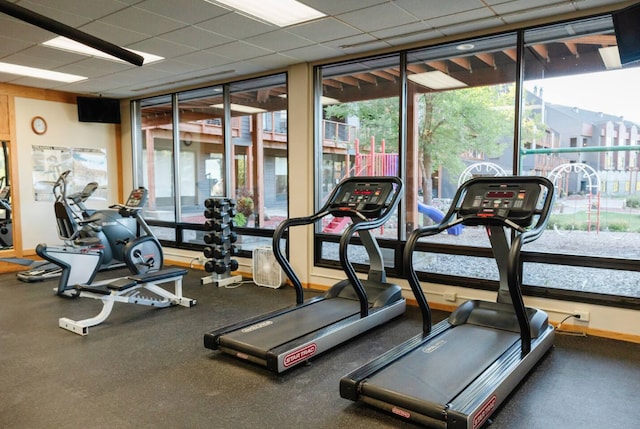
[324,98,400,152]
[416,85,512,205]
[324,85,514,204]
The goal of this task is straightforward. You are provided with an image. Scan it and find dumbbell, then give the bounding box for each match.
[208,219,235,232]
[204,231,238,245]
[204,259,239,274]
[203,245,238,259]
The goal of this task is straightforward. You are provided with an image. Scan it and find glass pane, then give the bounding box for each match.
[521,15,640,298]
[319,55,401,240]
[138,95,175,222]
[228,74,288,230]
[406,33,518,243]
[520,17,640,297]
[176,85,225,231]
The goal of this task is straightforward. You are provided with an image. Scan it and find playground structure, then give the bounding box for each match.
[548,163,601,233]
[323,137,459,234]
[322,139,607,235]
[457,162,507,186]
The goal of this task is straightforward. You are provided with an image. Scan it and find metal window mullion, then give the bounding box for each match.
[172,93,182,222]
[223,85,233,197]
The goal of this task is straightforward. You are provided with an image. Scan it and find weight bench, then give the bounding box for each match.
[59,267,195,336]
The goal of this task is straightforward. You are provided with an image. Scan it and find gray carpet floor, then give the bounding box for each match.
[1,267,639,428]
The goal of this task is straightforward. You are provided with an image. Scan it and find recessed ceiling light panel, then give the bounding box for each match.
[206,0,325,27]
[43,37,163,64]
[0,61,87,83]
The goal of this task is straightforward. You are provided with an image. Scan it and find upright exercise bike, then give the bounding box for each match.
[18,171,143,282]
[35,186,164,297]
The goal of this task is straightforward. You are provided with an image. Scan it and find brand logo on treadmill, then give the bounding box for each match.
[241,320,273,333]
[473,395,497,429]
[283,343,317,367]
[421,339,447,354]
[391,407,411,419]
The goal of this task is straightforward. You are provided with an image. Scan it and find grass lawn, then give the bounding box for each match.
[550,210,640,232]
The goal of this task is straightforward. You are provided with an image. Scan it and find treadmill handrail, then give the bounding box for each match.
[272,211,326,304]
[272,175,404,309]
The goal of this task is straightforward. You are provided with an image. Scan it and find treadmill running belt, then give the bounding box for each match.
[362,324,519,411]
[219,298,360,356]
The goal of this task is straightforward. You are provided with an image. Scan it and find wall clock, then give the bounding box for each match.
[31,116,47,135]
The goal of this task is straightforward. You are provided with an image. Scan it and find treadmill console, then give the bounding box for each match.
[329,180,396,218]
[124,187,148,209]
[459,181,542,227]
[0,186,9,201]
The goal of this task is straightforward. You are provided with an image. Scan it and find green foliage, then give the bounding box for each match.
[235,196,254,217]
[626,196,640,208]
[549,211,640,233]
[233,212,247,227]
[324,98,400,151]
[233,188,254,227]
[606,221,629,232]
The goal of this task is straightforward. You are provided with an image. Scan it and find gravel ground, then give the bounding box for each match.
[414,226,640,298]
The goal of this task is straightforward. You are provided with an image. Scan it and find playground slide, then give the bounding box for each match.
[417,201,463,235]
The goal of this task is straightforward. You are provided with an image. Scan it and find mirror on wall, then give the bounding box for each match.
[0,141,12,249]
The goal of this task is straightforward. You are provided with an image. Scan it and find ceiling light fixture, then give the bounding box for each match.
[211,103,267,114]
[278,94,340,104]
[43,36,163,64]
[0,61,87,83]
[456,43,475,51]
[408,71,467,90]
[206,0,325,27]
[599,46,622,70]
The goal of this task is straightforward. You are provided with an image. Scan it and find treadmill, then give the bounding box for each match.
[204,176,406,373]
[340,176,555,428]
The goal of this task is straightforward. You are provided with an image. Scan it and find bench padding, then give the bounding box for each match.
[128,267,188,283]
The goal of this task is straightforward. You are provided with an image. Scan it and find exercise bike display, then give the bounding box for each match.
[340,176,555,428]
[18,171,145,282]
[204,176,406,373]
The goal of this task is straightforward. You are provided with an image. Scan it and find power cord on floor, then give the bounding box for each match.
[223,280,254,289]
[555,313,587,337]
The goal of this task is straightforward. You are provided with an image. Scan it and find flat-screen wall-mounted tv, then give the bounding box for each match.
[612,2,640,66]
[77,96,121,124]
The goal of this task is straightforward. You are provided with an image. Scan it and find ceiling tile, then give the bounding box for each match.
[336,3,420,32]
[173,50,236,68]
[206,41,274,61]
[136,0,230,24]
[196,13,276,40]
[281,43,343,62]
[286,17,361,43]
[300,0,388,15]
[157,27,234,50]
[77,20,150,46]
[244,30,315,52]
[99,5,187,37]
[392,0,487,20]
[128,37,196,58]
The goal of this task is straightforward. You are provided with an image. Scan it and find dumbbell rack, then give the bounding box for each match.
[201,197,242,287]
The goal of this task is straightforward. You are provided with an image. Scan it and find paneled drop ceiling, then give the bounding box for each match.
[0,0,630,98]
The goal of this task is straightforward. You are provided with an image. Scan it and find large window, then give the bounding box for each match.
[132,74,288,252]
[318,55,402,271]
[314,15,640,306]
[520,16,640,299]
